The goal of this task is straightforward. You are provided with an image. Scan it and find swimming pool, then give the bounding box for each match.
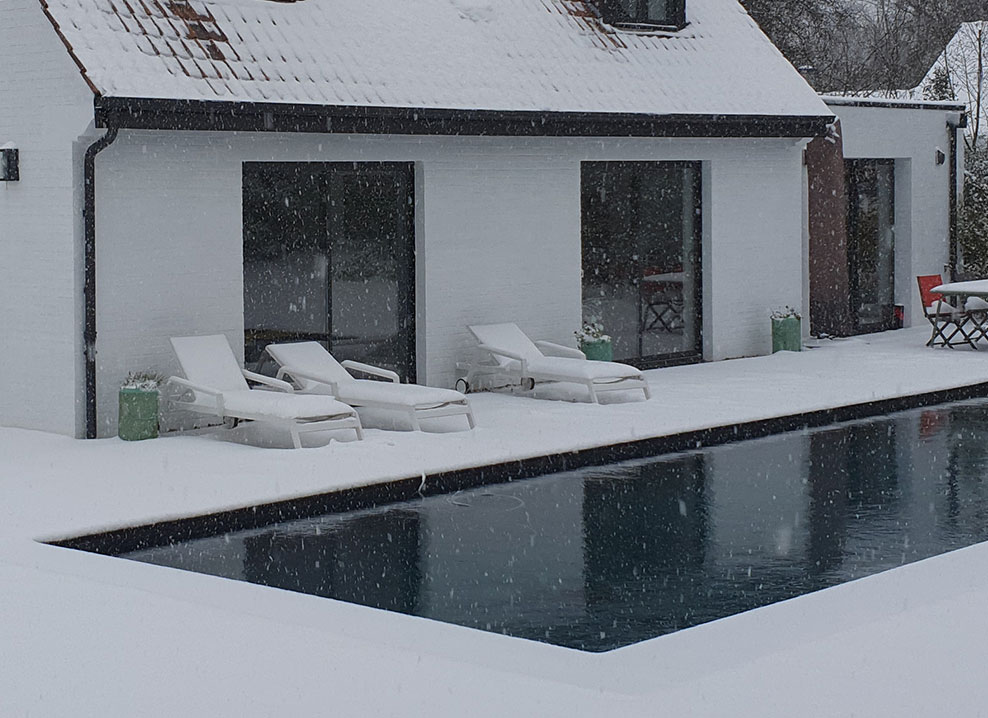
[118,399,988,652]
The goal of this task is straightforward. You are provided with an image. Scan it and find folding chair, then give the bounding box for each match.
[642,268,685,333]
[917,275,978,349]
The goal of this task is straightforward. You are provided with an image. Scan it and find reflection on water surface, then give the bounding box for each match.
[126,401,988,651]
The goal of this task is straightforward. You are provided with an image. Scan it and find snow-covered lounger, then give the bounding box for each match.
[463,323,651,403]
[168,334,363,448]
[265,341,475,431]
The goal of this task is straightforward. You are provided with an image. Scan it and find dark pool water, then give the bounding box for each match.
[124,400,988,651]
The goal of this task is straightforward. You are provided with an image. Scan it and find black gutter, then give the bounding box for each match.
[83,126,119,439]
[50,380,988,555]
[95,96,833,139]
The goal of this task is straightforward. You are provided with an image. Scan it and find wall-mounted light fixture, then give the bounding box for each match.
[936,148,947,166]
[0,146,19,181]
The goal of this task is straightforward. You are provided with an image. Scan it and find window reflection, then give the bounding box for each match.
[120,401,988,652]
[583,456,707,634]
[242,511,422,613]
[943,406,988,533]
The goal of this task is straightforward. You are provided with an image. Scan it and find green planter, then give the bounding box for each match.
[118,388,159,441]
[771,316,802,353]
[580,338,613,361]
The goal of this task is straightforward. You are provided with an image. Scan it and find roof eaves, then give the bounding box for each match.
[95,96,836,139]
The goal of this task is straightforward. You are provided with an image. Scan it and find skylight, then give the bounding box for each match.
[599,0,687,31]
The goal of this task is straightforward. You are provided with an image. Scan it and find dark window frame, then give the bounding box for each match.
[599,0,687,31]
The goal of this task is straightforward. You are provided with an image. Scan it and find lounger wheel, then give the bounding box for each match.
[521,377,535,391]
[454,378,470,394]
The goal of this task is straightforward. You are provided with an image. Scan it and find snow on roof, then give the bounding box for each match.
[39,0,830,118]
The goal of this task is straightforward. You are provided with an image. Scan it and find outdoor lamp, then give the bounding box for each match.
[0,146,18,181]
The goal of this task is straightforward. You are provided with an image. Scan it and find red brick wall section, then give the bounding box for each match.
[806,120,852,336]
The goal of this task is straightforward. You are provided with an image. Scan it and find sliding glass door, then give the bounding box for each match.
[243,162,416,380]
[581,161,702,366]
[846,159,895,334]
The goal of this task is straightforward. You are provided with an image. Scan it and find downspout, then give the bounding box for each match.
[947,113,966,281]
[83,126,119,439]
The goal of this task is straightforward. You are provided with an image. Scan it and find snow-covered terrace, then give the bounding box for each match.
[3,326,988,716]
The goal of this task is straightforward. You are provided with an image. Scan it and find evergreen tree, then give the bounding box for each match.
[923,66,956,101]
[960,147,988,276]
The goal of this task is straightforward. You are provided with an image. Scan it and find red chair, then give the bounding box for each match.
[917,274,978,349]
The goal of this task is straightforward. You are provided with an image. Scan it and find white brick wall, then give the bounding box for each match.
[0,0,96,436]
[829,103,960,327]
[90,132,807,435]
[702,142,807,359]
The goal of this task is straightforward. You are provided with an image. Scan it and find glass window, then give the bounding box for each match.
[243,162,416,380]
[581,161,702,367]
[845,159,895,334]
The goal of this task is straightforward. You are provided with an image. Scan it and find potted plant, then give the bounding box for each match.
[770,306,802,353]
[576,317,613,361]
[118,370,165,441]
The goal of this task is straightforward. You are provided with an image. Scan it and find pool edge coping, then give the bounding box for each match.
[50,380,988,555]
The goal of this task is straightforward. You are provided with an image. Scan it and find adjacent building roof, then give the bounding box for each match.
[910,21,987,136]
[821,95,966,113]
[40,0,831,121]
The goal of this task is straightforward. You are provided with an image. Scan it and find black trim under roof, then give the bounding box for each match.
[95,96,834,138]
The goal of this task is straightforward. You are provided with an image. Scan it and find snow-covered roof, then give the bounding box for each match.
[40,0,830,119]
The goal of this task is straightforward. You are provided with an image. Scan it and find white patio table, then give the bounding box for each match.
[931,279,988,347]
[932,279,988,297]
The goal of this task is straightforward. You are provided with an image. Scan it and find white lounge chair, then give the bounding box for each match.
[168,335,363,448]
[463,323,651,403]
[265,341,475,431]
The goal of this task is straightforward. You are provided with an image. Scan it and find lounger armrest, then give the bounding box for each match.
[535,341,586,360]
[167,376,219,397]
[475,343,528,374]
[341,360,400,383]
[242,369,294,393]
[275,366,341,394]
[166,376,225,413]
[476,343,525,362]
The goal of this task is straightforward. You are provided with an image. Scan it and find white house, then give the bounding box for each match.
[0,0,833,439]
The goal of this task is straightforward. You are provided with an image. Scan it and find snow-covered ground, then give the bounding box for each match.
[3,327,988,716]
